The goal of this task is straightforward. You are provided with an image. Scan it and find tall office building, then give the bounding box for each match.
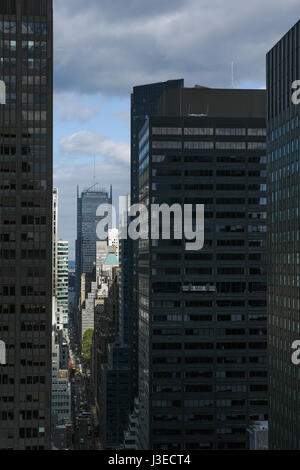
[0,0,53,449]
[108,228,119,260]
[131,80,184,205]
[130,79,184,405]
[137,87,268,450]
[119,195,131,348]
[96,199,133,449]
[57,240,69,332]
[75,184,112,300]
[267,20,300,449]
[52,187,58,296]
[51,298,71,432]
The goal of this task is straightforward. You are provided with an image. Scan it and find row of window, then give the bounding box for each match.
[0,21,47,35]
[153,384,267,393]
[151,154,267,163]
[152,127,266,136]
[19,428,45,439]
[153,313,266,322]
[2,111,47,122]
[152,399,267,407]
[152,356,266,365]
[1,39,47,51]
[152,267,265,276]
[1,231,46,242]
[152,141,266,150]
[153,413,266,422]
[152,370,266,378]
[0,376,46,385]
[152,342,266,350]
[1,75,47,86]
[152,299,266,307]
[0,287,46,297]
[23,58,47,71]
[183,169,265,176]
[0,181,47,191]
[153,281,266,293]
[152,328,266,336]
[0,58,47,69]
[1,145,47,156]
[0,249,46,260]
[150,181,266,192]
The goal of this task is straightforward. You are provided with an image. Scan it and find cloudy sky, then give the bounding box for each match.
[53,0,300,259]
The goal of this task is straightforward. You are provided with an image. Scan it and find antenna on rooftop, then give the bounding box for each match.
[231,62,235,89]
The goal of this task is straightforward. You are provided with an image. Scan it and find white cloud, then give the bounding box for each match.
[59,131,130,165]
[54,92,101,122]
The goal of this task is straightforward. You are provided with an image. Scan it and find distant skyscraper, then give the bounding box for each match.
[108,228,119,260]
[75,184,112,299]
[267,20,300,450]
[53,188,58,296]
[57,240,69,332]
[130,79,184,406]
[0,0,53,449]
[137,87,267,450]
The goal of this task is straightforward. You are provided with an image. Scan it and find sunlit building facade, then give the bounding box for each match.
[57,240,68,332]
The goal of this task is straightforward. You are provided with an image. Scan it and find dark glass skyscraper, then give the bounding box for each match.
[267,20,300,449]
[0,0,53,449]
[131,80,184,206]
[137,87,268,450]
[130,79,184,406]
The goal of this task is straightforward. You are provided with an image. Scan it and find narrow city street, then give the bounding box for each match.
[69,323,95,450]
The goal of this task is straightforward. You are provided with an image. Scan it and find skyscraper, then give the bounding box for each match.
[130,79,184,406]
[51,298,71,434]
[0,0,53,449]
[75,184,112,301]
[52,187,58,296]
[131,80,184,206]
[108,228,119,260]
[95,198,132,449]
[267,20,300,449]
[119,195,131,348]
[137,87,267,450]
[57,240,69,332]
